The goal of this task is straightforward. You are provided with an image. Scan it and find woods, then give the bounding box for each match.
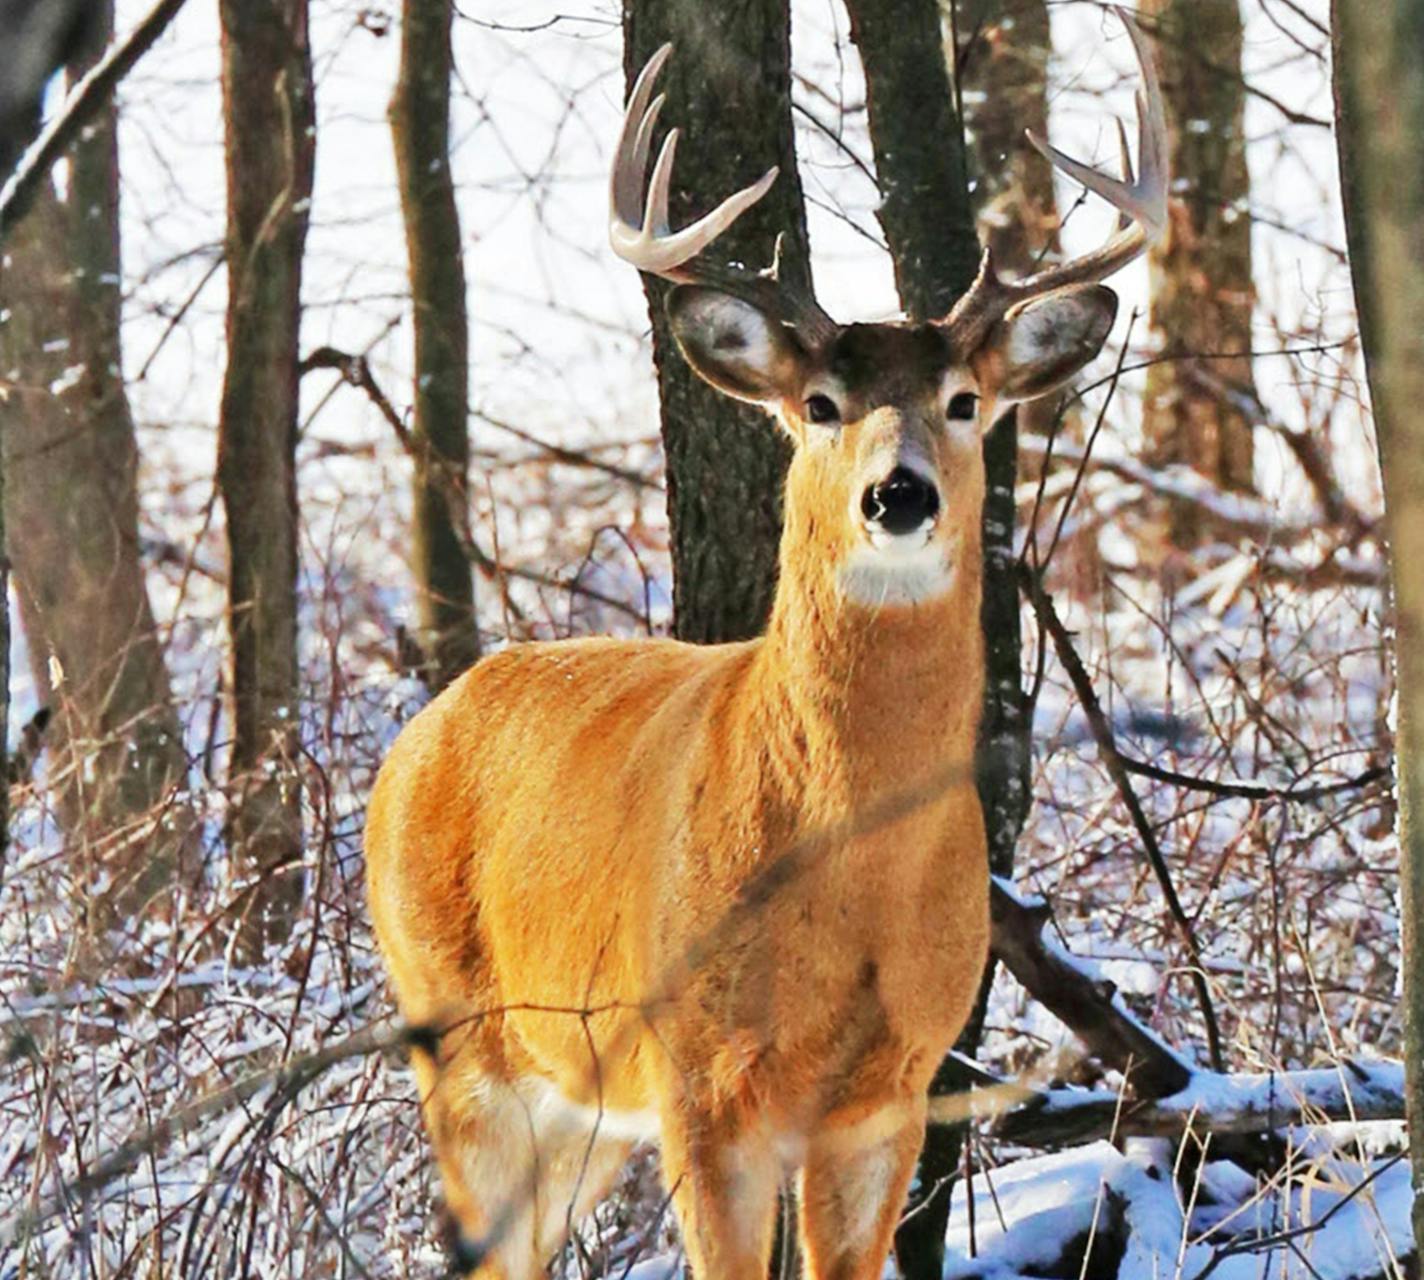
[0,1,1414,1277]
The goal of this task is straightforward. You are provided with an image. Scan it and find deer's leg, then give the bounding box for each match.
[417,1052,632,1280]
[796,1102,926,1280]
[657,1103,782,1280]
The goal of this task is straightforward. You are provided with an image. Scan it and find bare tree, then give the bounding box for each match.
[216,0,315,953]
[1140,0,1257,546]
[622,0,809,644]
[0,2,193,920]
[1333,0,1424,1246]
[0,0,97,863]
[390,0,478,690]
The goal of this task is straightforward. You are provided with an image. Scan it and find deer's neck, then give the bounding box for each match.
[744,514,985,814]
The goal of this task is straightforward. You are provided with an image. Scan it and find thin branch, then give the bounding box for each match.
[1187,1154,1407,1280]
[1120,757,1389,804]
[2,1019,430,1250]
[473,410,658,491]
[299,346,647,624]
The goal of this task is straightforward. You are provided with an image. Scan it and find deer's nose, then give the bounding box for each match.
[861,467,941,536]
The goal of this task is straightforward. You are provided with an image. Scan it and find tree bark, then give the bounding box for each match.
[844,3,1025,1276]
[0,0,89,862]
[0,2,193,920]
[844,0,978,320]
[959,0,1069,473]
[1139,0,1256,547]
[217,0,314,954]
[622,0,809,644]
[959,0,1057,281]
[390,0,478,690]
[1332,0,1424,1248]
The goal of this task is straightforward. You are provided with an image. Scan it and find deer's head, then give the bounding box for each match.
[612,12,1166,609]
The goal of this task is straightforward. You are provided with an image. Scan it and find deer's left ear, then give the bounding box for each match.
[978,284,1118,403]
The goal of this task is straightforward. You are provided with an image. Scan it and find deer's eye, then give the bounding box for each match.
[804,394,840,424]
[947,392,979,421]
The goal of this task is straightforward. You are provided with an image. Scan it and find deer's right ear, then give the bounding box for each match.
[667,285,806,404]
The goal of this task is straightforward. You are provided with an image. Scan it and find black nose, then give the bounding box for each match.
[861,467,940,536]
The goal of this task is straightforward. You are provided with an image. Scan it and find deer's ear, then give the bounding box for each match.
[667,285,806,404]
[981,284,1117,403]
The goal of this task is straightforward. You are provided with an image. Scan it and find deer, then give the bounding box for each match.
[365,11,1165,1279]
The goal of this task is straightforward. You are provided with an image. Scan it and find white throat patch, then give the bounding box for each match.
[838,531,955,607]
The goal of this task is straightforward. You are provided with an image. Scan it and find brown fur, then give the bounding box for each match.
[366,302,1112,1280]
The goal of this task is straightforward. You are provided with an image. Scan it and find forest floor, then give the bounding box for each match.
[0,518,1408,1278]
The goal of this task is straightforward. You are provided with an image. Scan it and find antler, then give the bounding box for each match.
[944,6,1168,348]
[609,44,838,348]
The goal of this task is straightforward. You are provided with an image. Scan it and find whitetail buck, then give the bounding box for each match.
[366,11,1165,1278]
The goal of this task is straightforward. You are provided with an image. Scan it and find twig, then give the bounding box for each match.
[474,410,658,491]
[1037,310,1138,574]
[1,1019,429,1250]
[0,0,192,242]
[1186,1154,1407,1280]
[1067,341,1349,404]
[300,346,646,624]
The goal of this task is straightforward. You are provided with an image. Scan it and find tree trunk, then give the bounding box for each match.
[622,0,808,644]
[390,0,478,690]
[844,3,1026,1277]
[844,0,978,320]
[959,0,1057,281]
[959,0,1069,470]
[1332,0,1424,1248]
[1140,0,1256,547]
[0,0,91,864]
[217,0,314,954]
[0,2,193,921]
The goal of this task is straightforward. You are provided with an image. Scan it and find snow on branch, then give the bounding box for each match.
[988,1060,1406,1148]
[1017,435,1325,541]
[967,880,1406,1149]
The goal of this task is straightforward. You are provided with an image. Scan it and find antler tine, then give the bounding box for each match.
[611,43,671,229]
[944,7,1168,343]
[609,44,780,279]
[1113,117,1134,231]
[1022,7,1167,248]
[608,45,838,345]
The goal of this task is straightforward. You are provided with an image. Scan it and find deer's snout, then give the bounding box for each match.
[860,466,940,536]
